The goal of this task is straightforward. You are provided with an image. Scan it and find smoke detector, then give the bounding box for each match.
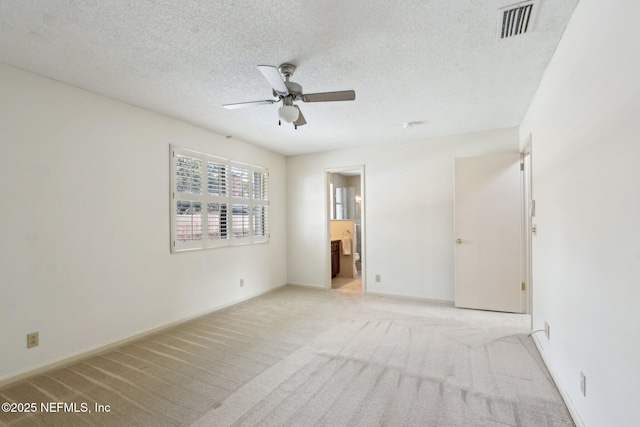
[403,121,426,129]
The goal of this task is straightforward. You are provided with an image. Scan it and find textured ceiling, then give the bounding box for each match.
[0,0,578,156]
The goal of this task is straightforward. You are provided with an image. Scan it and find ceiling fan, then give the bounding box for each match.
[222,63,356,129]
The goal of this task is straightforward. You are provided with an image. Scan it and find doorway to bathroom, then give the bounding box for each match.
[326,166,365,294]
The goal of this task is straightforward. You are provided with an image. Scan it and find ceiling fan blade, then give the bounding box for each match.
[258,65,289,95]
[302,90,356,103]
[222,99,276,109]
[293,106,307,127]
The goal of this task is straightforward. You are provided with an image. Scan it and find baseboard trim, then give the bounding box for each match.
[0,284,286,389]
[532,335,585,427]
[365,290,455,306]
[286,282,324,290]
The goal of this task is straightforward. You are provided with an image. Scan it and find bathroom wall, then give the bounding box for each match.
[330,173,362,258]
[347,175,362,259]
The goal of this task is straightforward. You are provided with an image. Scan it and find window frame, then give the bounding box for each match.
[170,145,269,253]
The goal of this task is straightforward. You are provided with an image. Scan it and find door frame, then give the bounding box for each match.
[522,134,533,315]
[325,165,366,293]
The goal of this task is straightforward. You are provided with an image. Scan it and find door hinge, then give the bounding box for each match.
[520,162,524,171]
[521,282,526,291]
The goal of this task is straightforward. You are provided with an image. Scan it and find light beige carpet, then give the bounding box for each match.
[0,286,573,426]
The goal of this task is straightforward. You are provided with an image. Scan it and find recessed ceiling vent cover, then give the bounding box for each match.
[498,0,538,39]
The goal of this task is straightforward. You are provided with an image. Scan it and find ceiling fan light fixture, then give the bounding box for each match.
[279,105,299,123]
[223,63,356,127]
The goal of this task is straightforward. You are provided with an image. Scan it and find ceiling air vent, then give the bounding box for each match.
[498,0,538,39]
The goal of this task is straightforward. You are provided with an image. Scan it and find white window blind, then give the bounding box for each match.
[251,170,268,238]
[170,145,269,252]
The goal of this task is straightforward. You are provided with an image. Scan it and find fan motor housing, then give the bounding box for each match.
[285,81,302,97]
[272,81,302,99]
[275,63,302,99]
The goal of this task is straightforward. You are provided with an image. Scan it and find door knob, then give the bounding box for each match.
[456,239,462,244]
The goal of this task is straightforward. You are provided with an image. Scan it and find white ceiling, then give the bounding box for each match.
[0,0,578,156]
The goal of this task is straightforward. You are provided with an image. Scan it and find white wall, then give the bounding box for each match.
[287,129,519,300]
[519,0,640,425]
[0,63,287,382]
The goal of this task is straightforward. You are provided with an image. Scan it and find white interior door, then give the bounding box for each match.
[454,153,522,313]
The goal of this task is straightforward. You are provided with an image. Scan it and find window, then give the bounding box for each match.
[170,145,269,252]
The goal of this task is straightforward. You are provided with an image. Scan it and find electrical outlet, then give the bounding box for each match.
[544,322,550,340]
[375,274,381,282]
[240,279,244,287]
[580,371,587,396]
[27,332,39,349]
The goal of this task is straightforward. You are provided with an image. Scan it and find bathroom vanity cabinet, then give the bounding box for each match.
[331,240,340,278]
